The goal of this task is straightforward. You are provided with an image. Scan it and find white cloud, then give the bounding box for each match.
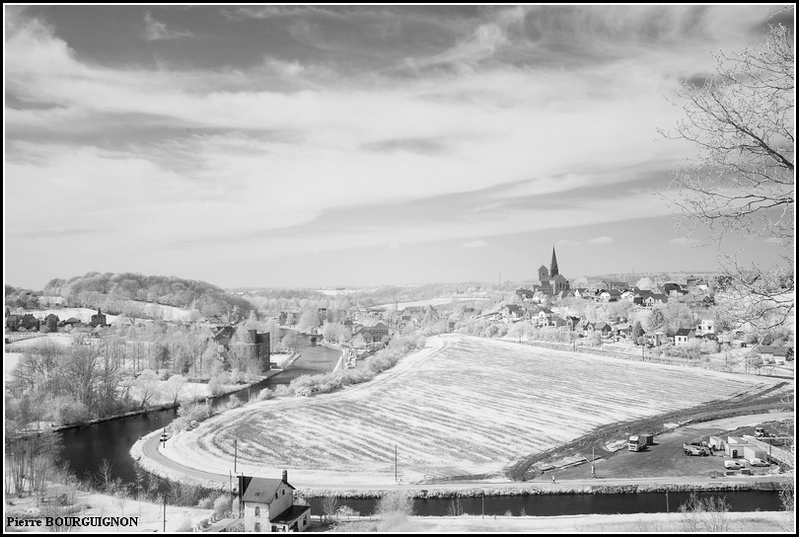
[588,236,614,244]
[764,237,782,244]
[143,12,193,41]
[670,237,700,245]
[462,240,487,248]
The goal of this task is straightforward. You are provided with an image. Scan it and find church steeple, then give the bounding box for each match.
[550,246,559,277]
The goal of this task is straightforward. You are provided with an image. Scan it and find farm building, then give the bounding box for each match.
[743,446,768,463]
[238,471,311,533]
[725,436,748,458]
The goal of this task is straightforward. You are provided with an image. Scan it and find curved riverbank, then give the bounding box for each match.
[49,371,281,433]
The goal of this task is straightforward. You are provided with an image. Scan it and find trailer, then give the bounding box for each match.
[708,436,725,451]
[743,446,768,464]
[628,435,646,452]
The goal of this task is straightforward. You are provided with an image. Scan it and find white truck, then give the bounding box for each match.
[628,435,646,452]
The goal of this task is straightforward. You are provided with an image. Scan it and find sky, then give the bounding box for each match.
[4,5,793,290]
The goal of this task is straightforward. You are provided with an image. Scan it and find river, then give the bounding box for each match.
[307,489,783,516]
[57,336,340,487]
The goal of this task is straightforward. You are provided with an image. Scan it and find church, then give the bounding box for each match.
[537,247,570,295]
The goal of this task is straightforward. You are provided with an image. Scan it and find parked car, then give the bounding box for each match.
[755,427,766,437]
[724,460,742,470]
[750,458,769,467]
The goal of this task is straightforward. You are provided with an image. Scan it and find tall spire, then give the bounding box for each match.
[550,246,559,277]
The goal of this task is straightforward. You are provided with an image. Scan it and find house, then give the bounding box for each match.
[19,314,41,331]
[503,304,525,322]
[613,323,632,340]
[620,290,637,302]
[515,288,535,300]
[529,307,553,327]
[572,288,590,299]
[757,346,794,364]
[565,316,582,332]
[642,293,668,307]
[696,319,715,335]
[44,313,59,332]
[90,308,107,327]
[663,282,684,295]
[239,471,311,533]
[212,325,237,351]
[369,322,390,340]
[674,328,697,346]
[61,317,82,329]
[593,322,613,337]
[5,314,20,331]
[644,331,667,347]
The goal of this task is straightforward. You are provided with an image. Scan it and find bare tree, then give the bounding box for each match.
[663,15,794,332]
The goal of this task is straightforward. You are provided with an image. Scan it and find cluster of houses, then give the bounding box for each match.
[5,308,108,332]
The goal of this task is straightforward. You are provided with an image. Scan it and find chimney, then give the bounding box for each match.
[282,470,288,483]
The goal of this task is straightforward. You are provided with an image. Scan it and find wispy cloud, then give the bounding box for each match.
[764,237,783,244]
[670,237,700,245]
[588,236,614,244]
[143,12,193,41]
[462,240,487,248]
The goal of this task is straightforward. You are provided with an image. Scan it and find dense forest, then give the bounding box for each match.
[38,272,252,321]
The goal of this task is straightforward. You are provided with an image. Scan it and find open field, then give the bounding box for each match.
[161,335,788,487]
[375,297,490,309]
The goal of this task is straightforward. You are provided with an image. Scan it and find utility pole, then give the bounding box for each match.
[666,490,669,514]
[591,446,596,479]
[163,494,167,532]
[234,439,238,474]
[481,490,485,519]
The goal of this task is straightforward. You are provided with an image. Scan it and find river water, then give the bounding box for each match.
[55,338,784,515]
[308,489,782,517]
[57,336,340,487]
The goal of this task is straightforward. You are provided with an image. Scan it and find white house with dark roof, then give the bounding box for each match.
[675,328,696,346]
[239,471,311,532]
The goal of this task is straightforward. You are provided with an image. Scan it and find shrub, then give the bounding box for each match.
[214,494,232,517]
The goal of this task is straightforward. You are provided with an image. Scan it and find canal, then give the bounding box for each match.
[308,489,783,516]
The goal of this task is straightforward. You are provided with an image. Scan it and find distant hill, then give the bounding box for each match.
[41,272,253,322]
[586,271,718,284]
